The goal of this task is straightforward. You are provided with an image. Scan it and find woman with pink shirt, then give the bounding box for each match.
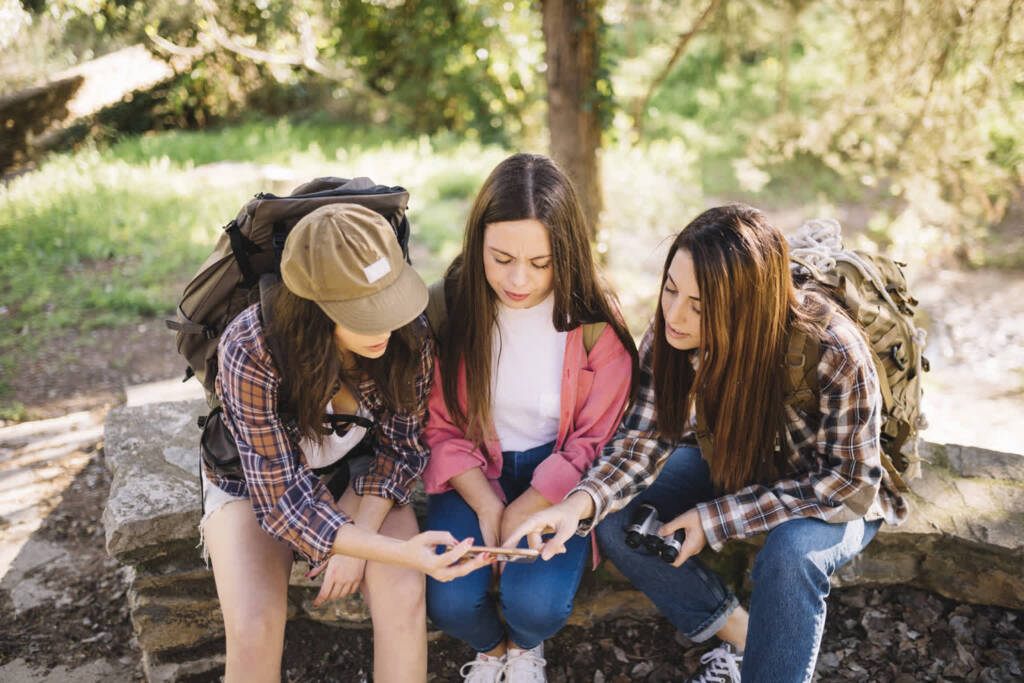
[422,153,635,683]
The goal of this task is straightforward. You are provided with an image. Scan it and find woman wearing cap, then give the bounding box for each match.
[201,203,490,683]
[421,153,636,682]
[503,204,907,683]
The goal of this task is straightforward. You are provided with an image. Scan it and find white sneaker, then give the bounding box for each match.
[459,652,506,683]
[503,642,547,683]
[685,642,743,682]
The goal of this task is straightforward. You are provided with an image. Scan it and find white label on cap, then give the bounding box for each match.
[362,257,392,283]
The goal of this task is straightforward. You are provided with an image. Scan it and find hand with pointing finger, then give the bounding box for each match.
[502,490,595,561]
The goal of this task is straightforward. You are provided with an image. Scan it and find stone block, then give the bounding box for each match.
[922,441,1024,481]
[141,642,225,683]
[103,400,207,564]
[833,451,1024,609]
[129,583,224,654]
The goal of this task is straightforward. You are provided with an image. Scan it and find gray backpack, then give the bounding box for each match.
[165,176,411,405]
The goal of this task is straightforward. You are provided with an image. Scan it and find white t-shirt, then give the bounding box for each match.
[300,401,370,470]
[491,294,567,451]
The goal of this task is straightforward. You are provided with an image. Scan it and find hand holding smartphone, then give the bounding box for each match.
[447,544,541,563]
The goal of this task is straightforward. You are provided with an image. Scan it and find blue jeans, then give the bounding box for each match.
[425,441,590,652]
[594,446,881,683]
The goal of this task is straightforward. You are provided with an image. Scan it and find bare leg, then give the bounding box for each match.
[336,488,428,683]
[204,500,294,683]
[717,605,749,652]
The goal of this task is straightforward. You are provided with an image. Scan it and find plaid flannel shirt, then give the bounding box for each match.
[209,304,434,565]
[574,315,908,551]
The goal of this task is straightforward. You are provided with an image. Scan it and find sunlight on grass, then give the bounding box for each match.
[0,121,515,403]
[0,116,807,406]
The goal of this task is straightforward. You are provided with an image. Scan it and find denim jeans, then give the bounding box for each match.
[594,446,881,683]
[425,441,590,652]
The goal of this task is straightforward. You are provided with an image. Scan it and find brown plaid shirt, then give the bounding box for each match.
[574,315,908,550]
[210,304,433,565]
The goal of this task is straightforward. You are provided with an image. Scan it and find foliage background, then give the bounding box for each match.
[1,0,1022,419]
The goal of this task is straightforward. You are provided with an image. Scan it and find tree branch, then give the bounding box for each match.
[148,0,355,82]
[632,0,723,138]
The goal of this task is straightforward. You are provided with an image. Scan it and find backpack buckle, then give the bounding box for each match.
[889,343,908,371]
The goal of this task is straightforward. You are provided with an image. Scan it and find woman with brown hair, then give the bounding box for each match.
[201,203,489,683]
[505,204,908,683]
[422,153,636,682]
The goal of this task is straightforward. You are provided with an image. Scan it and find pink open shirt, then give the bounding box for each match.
[423,324,632,566]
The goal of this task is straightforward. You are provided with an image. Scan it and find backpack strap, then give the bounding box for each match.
[783,327,822,414]
[425,278,448,339]
[582,322,607,354]
[226,219,262,290]
[257,273,287,386]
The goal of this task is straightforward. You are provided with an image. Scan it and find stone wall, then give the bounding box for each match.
[103,399,1024,682]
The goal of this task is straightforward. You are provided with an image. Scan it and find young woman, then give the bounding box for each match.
[201,203,488,683]
[505,204,909,683]
[422,153,636,683]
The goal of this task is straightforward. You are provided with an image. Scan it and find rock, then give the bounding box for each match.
[836,443,1024,610]
[142,649,225,683]
[929,441,1024,481]
[102,400,207,563]
[129,584,223,654]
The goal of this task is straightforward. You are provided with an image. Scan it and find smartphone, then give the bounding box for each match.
[449,545,541,563]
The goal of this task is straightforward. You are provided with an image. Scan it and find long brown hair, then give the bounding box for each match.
[652,204,830,491]
[270,285,423,442]
[439,153,637,443]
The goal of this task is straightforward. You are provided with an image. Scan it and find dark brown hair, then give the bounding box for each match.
[270,285,423,442]
[652,204,831,491]
[439,153,637,443]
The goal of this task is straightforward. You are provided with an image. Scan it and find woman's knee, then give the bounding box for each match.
[365,561,425,614]
[502,590,575,641]
[425,571,489,628]
[751,522,830,591]
[222,601,287,654]
[594,510,631,560]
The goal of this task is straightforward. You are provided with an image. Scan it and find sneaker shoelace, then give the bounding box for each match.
[503,648,547,682]
[459,655,506,682]
[692,645,742,683]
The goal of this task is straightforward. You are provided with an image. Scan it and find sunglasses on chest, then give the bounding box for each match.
[321,413,374,437]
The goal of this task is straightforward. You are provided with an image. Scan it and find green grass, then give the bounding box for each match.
[0,118,512,407]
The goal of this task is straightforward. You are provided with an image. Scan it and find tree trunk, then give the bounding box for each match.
[541,0,604,240]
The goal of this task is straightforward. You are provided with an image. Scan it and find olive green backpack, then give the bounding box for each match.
[695,219,929,491]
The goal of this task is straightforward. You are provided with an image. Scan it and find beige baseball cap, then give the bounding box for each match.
[280,203,428,335]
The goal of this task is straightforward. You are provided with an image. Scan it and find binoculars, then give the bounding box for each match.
[623,503,686,563]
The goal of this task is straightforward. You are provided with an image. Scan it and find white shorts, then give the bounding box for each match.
[197,463,249,564]
[196,455,370,564]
